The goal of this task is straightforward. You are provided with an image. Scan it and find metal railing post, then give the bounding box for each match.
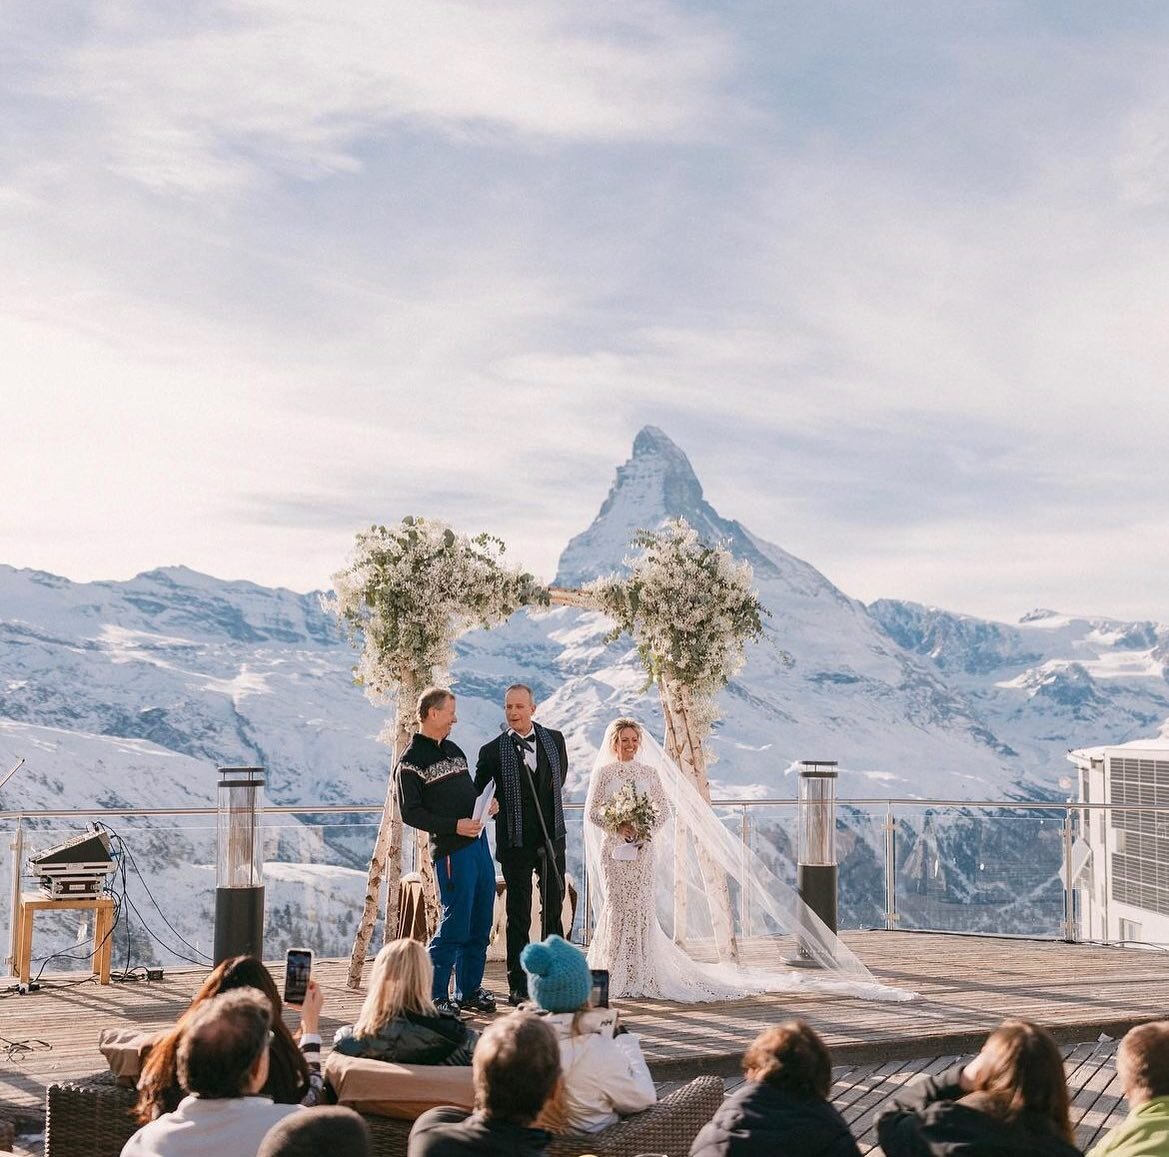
[740,805,750,937]
[580,849,591,948]
[6,815,23,978]
[884,803,898,930]
[1062,809,1077,943]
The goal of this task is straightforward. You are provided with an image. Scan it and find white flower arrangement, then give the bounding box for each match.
[601,779,662,842]
[326,517,548,719]
[587,518,766,716]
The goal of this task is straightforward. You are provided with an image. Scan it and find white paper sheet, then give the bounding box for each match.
[472,780,496,824]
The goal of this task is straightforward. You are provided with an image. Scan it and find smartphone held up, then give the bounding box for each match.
[283,947,312,1007]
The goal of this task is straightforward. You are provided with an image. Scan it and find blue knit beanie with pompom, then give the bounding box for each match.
[519,935,592,1013]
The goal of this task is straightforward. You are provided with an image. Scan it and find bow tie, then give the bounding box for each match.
[512,733,535,752]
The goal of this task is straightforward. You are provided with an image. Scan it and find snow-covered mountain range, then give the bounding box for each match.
[3,426,1167,960]
[4,425,1168,807]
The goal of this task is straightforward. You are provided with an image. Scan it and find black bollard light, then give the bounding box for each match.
[213,766,265,963]
[791,760,839,967]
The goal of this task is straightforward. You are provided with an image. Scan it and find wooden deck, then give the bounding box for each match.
[1,930,1160,1149]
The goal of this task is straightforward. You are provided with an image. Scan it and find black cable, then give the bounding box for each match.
[28,820,210,982]
[96,822,212,965]
[121,892,208,967]
[2,1036,52,1061]
[31,886,124,983]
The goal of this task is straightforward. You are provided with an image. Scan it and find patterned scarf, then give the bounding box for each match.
[499,723,566,848]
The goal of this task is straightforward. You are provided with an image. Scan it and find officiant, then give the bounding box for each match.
[475,683,570,1005]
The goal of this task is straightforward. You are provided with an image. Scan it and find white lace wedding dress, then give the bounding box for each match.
[585,756,758,1001]
[581,721,919,1005]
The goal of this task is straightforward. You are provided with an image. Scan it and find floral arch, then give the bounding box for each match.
[329,516,765,988]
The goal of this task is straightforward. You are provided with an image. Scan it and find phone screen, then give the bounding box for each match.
[590,968,610,1009]
[283,948,312,1006]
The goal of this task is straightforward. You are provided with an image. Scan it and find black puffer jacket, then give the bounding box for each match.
[876,1065,1083,1157]
[689,1080,860,1157]
[333,1010,478,1066]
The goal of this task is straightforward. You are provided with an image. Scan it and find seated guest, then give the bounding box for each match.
[408,1012,561,1157]
[1087,1021,1169,1156]
[121,989,302,1156]
[136,955,323,1122]
[333,938,478,1065]
[259,1106,372,1157]
[689,1020,859,1157]
[877,1018,1080,1157]
[520,934,656,1134]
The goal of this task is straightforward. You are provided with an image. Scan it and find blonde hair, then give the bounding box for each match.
[353,939,435,1037]
[609,718,642,753]
[1119,1022,1169,1100]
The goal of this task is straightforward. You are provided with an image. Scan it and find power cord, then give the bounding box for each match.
[23,820,213,987]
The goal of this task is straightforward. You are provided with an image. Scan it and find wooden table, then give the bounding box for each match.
[14,892,115,986]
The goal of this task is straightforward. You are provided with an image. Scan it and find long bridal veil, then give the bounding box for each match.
[583,720,915,1002]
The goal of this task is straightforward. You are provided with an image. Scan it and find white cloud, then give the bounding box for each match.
[17,1,731,195]
[3,4,1169,622]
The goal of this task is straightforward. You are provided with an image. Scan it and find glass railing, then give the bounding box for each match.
[0,799,1149,973]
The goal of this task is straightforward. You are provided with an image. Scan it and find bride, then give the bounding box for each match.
[583,717,915,1004]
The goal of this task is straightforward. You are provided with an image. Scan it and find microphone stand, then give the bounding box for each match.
[513,738,565,938]
[0,758,25,794]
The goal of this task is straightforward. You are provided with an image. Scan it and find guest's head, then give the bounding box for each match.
[743,1020,833,1099]
[258,1107,372,1157]
[417,686,456,738]
[354,938,436,1036]
[520,935,592,1015]
[610,718,642,762]
[135,954,309,1123]
[474,1012,561,1125]
[178,988,272,1098]
[1117,1021,1169,1108]
[213,954,286,1010]
[963,1019,1072,1142]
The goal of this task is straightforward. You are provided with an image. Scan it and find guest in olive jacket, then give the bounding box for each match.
[334,939,478,1066]
[690,1021,859,1157]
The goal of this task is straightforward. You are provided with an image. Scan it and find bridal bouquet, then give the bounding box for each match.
[602,782,661,860]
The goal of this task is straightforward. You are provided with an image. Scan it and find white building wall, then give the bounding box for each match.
[1072,744,1169,946]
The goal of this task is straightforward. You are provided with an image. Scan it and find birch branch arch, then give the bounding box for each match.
[330,516,764,988]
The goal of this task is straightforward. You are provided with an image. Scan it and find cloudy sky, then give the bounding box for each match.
[3,2,1168,623]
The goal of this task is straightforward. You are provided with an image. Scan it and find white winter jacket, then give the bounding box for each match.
[544,1010,657,1134]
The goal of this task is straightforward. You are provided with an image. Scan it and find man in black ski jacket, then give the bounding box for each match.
[398,686,497,1016]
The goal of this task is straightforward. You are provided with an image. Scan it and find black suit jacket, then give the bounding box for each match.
[475,725,568,854]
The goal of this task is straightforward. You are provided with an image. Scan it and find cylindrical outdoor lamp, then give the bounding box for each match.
[213,765,265,963]
[793,760,838,966]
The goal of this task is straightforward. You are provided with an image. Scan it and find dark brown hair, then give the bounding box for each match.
[474,1012,561,1124]
[416,686,453,724]
[1118,1021,1169,1101]
[178,989,270,1098]
[743,1020,832,1099]
[258,1106,372,1157]
[135,955,310,1122]
[964,1019,1073,1143]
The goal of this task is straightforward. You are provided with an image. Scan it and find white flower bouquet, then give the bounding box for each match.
[602,781,661,860]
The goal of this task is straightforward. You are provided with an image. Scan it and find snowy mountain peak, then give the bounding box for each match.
[554,426,780,586]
